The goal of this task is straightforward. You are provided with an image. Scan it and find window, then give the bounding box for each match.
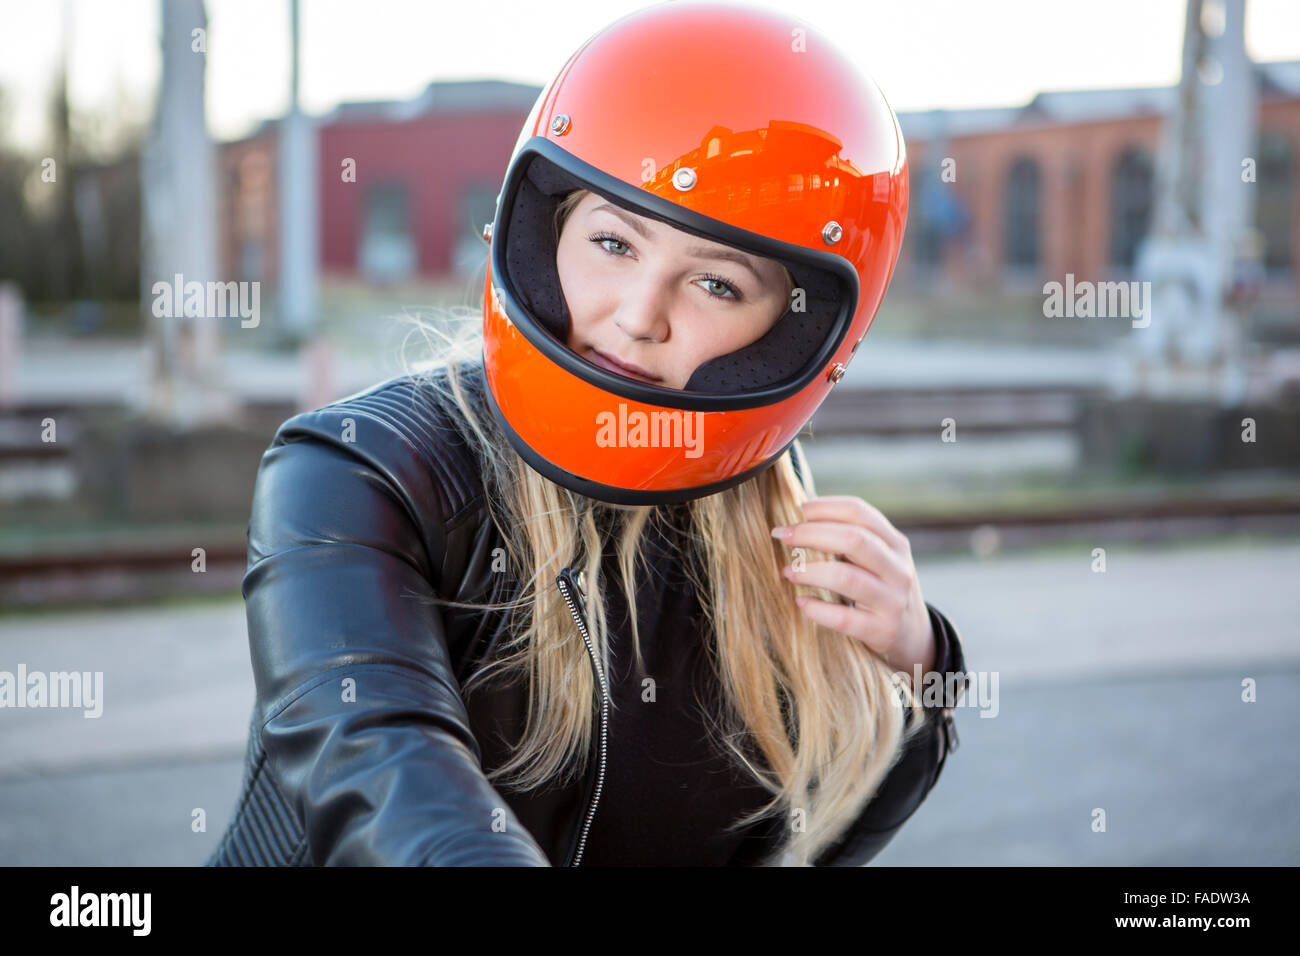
[1257,131,1294,275]
[1003,156,1041,271]
[359,182,416,283]
[1109,147,1153,270]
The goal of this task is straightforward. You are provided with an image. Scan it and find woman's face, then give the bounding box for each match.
[557,191,792,390]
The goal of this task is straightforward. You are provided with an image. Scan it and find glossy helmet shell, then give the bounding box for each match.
[482,0,908,504]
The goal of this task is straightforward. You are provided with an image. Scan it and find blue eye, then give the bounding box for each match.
[586,231,744,302]
[698,274,741,301]
[587,232,631,256]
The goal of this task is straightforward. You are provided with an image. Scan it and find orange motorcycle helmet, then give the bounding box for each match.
[482,0,909,505]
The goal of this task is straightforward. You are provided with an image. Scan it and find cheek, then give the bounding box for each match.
[695,311,756,352]
[557,247,606,327]
[738,299,785,346]
[685,307,775,365]
[564,290,601,350]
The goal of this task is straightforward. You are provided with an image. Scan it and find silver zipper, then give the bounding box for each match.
[555,566,609,867]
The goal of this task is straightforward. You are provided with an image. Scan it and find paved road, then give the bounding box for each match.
[1,535,1297,865]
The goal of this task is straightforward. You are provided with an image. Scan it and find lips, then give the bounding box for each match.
[588,349,661,383]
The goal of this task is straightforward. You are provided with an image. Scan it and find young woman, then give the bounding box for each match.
[208,0,966,868]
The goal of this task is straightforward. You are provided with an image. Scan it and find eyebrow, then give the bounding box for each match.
[591,202,765,284]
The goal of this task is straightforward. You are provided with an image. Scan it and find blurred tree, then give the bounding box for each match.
[0,87,37,294]
[0,62,144,325]
[44,43,86,304]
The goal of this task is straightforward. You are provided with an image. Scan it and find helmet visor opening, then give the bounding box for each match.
[490,138,858,402]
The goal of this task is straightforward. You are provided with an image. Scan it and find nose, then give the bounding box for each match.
[613,276,671,342]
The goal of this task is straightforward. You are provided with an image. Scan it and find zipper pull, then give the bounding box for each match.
[556,566,590,626]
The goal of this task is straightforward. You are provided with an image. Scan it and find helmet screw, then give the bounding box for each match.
[822,221,843,244]
[550,113,571,135]
[673,167,698,191]
[827,362,846,384]
[482,222,493,243]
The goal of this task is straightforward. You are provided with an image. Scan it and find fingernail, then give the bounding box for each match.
[771,526,791,539]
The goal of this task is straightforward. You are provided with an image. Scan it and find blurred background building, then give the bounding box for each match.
[217,79,538,289]
[901,63,1299,292]
[205,66,1300,304]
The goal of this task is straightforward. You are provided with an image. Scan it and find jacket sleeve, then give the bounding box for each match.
[810,601,968,866]
[242,403,551,866]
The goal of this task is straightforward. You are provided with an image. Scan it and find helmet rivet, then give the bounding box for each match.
[482,222,493,243]
[673,167,697,191]
[827,362,846,384]
[822,221,843,244]
[550,113,571,135]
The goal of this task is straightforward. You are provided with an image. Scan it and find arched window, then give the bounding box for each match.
[1257,131,1295,274]
[1109,147,1153,270]
[1003,157,1041,270]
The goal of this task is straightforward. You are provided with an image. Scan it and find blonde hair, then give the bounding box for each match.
[392,194,928,867]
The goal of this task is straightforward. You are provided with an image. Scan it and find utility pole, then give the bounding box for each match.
[1134,0,1260,404]
[277,0,319,345]
[139,0,236,424]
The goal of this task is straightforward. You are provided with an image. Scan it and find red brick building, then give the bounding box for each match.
[218,80,540,287]
[896,59,1300,299]
[217,67,1300,301]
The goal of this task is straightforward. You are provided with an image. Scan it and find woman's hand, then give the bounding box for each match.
[772,495,936,679]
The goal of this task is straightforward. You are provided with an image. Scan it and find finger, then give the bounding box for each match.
[799,496,908,553]
[792,595,890,654]
[783,560,894,614]
[780,520,908,589]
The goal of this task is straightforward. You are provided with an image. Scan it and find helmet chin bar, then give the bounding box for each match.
[481,369,799,505]
[495,137,858,397]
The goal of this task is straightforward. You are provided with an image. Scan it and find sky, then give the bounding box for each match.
[1,0,1299,154]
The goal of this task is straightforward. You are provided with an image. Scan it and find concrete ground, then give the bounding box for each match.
[1,534,1297,865]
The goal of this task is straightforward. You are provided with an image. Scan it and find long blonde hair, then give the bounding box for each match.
[394,193,928,867]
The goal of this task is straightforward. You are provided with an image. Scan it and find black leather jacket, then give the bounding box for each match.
[206,360,967,867]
